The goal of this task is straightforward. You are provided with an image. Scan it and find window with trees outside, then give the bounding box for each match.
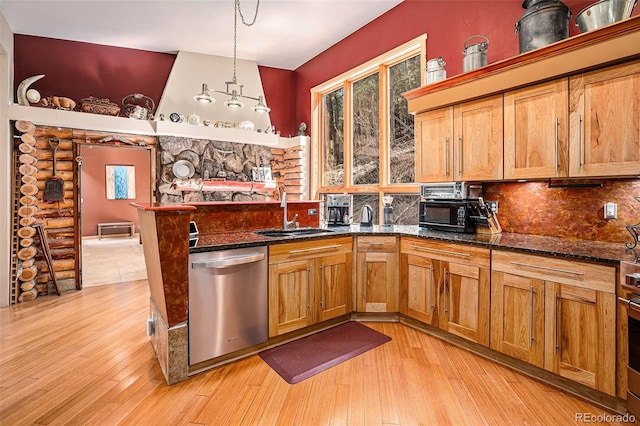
[311,35,426,225]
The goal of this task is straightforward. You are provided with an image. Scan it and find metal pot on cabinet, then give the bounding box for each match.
[462,35,489,72]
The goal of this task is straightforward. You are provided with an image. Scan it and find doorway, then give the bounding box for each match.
[79,144,152,287]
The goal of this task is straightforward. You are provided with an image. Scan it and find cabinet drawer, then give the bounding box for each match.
[269,237,352,264]
[357,236,397,253]
[492,250,615,293]
[400,238,490,269]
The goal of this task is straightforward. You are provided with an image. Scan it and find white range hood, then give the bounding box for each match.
[156,51,272,132]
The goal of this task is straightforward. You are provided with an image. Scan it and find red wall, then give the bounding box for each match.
[80,145,151,236]
[292,0,596,128]
[258,65,297,136]
[14,35,175,115]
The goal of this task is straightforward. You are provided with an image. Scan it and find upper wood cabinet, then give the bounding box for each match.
[415,95,503,183]
[504,79,569,179]
[569,60,640,177]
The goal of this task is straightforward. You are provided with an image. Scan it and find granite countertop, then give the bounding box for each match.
[190,224,638,265]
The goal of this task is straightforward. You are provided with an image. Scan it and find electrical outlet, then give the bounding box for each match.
[486,201,498,214]
[604,202,617,219]
[308,208,317,215]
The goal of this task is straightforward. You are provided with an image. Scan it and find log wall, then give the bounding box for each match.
[10,121,157,303]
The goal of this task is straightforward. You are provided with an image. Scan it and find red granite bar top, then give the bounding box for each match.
[130,202,196,211]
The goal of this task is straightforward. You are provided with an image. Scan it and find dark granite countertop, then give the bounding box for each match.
[190,224,638,265]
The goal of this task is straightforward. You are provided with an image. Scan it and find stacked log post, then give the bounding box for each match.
[270,144,307,200]
[15,120,40,303]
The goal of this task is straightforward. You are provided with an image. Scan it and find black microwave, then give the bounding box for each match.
[418,199,476,233]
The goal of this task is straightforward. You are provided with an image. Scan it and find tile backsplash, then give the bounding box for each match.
[483,179,640,244]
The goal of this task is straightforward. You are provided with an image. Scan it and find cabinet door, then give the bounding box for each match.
[357,252,397,312]
[441,262,490,346]
[569,60,640,177]
[403,254,438,325]
[454,95,503,181]
[268,259,314,337]
[316,252,352,322]
[414,107,454,182]
[504,79,569,179]
[544,282,616,396]
[491,271,545,367]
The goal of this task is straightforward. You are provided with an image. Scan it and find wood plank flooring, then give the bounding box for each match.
[0,280,632,425]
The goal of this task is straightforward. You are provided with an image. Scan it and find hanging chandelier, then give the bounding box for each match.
[194,0,270,113]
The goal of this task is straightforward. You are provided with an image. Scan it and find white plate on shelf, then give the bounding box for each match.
[173,160,195,179]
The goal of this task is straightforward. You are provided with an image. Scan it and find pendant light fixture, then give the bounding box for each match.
[195,0,270,113]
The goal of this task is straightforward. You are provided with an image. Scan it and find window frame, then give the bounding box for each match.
[310,34,427,201]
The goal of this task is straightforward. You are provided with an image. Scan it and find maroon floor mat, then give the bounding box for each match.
[259,321,391,384]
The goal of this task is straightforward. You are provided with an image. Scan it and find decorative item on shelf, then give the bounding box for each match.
[214,120,238,128]
[25,89,41,104]
[203,120,212,126]
[42,95,77,111]
[239,120,255,131]
[462,35,489,72]
[169,112,184,123]
[298,122,307,136]
[16,74,45,106]
[187,113,200,125]
[77,96,120,116]
[122,93,155,120]
[575,0,637,33]
[173,160,195,179]
[194,0,271,113]
[516,0,571,53]
[426,57,447,84]
[252,163,272,181]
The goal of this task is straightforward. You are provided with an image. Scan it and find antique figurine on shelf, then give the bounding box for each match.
[298,122,307,136]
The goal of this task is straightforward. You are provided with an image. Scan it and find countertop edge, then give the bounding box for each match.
[189,225,635,265]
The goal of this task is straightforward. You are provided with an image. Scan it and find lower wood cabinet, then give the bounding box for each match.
[268,237,352,337]
[400,238,491,347]
[491,250,616,396]
[356,236,398,312]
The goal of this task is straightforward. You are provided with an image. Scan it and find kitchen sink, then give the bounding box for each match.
[254,228,335,237]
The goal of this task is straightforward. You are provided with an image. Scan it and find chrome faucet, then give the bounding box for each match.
[280,191,298,230]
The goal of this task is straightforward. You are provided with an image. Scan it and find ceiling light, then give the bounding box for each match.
[195,0,270,113]
[251,95,271,113]
[193,83,215,103]
[224,90,244,109]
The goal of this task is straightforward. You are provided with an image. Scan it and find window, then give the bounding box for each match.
[352,72,380,185]
[312,35,426,225]
[321,88,344,187]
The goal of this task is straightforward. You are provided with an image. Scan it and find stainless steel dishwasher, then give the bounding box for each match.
[188,245,268,364]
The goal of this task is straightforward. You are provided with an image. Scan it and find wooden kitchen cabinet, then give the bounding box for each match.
[268,237,352,337]
[504,79,569,179]
[356,236,397,313]
[569,60,640,177]
[491,250,616,396]
[414,95,503,183]
[400,238,491,346]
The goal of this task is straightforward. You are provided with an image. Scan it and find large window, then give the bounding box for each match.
[312,35,426,224]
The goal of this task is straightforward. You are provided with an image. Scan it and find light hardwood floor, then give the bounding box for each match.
[0,280,632,425]
[81,236,147,287]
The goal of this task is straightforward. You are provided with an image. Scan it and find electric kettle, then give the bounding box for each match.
[360,205,373,227]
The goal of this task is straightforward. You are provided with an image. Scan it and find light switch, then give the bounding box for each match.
[604,202,617,219]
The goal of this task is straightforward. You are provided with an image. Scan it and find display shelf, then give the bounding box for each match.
[153,120,280,145]
[173,179,277,193]
[404,15,640,114]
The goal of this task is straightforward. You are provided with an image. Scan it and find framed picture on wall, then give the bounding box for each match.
[106,165,136,200]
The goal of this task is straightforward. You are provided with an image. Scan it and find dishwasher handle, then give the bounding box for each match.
[191,252,265,269]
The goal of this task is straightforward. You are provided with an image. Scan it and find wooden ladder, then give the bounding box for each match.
[35,224,60,296]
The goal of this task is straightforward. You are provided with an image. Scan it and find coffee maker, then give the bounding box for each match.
[326,194,352,226]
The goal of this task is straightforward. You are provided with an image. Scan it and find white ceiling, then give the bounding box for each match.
[0,0,403,70]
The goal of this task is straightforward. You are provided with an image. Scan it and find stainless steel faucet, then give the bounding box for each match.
[280,191,298,229]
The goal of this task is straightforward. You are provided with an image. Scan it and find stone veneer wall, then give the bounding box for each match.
[158,136,306,204]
